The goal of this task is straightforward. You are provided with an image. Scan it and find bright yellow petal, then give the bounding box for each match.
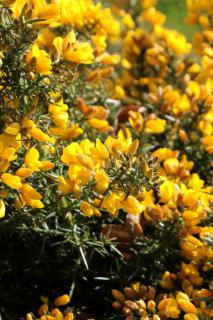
[1,173,22,189]
[0,199,5,218]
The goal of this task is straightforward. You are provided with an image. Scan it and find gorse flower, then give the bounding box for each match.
[26,43,52,75]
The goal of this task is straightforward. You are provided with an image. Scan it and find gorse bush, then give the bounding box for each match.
[0,0,212,319]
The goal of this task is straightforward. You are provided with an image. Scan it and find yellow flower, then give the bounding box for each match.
[145,118,166,134]
[98,7,120,38]
[176,292,197,315]
[105,128,136,156]
[37,29,55,48]
[48,98,69,128]
[22,117,36,129]
[80,201,94,217]
[16,167,33,179]
[121,195,143,215]
[62,30,76,51]
[113,85,125,99]
[180,263,203,286]
[26,43,52,75]
[186,81,200,99]
[159,180,179,207]
[92,35,107,55]
[61,142,82,165]
[147,300,156,311]
[188,174,204,190]
[181,155,194,170]
[58,176,75,195]
[182,210,204,227]
[77,98,108,120]
[91,139,109,164]
[0,199,5,218]
[1,173,22,189]
[38,304,48,316]
[11,0,60,24]
[0,132,22,151]
[198,120,212,136]
[122,13,135,29]
[172,94,191,115]
[49,125,83,140]
[179,129,189,142]
[141,7,166,26]
[28,127,50,142]
[80,139,94,156]
[64,42,94,64]
[181,188,200,209]
[68,164,91,185]
[52,30,94,65]
[161,271,175,290]
[184,314,199,320]
[52,36,64,61]
[56,0,120,38]
[54,294,70,307]
[163,158,179,175]
[97,53,120,65]
[25,147,40,170]
[4,122,21,135]
[187,63,201,74]
[88,118,113,132]
[40,161,54,171]
[158,298,180,318]
[0,147,17,172]
[80,201,101,218]
[176,292,190,302]
[21,183,44,208]
[64,313,74,320]
[26,313,33,320]
[202,135,213,153]
[95,169,109,193]
[40,316,55,320]
[77,153,94,170]
[51,308,64,319]
[163,29,191,55]
[128,111,144,133]
[152,148,179,161]
[17,147,54,175]
[101,192,123,216]
[141,0,157,10]
[180,235,204,262]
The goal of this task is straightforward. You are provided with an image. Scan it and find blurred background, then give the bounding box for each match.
[157,0,199,39]
[106,0,200,39]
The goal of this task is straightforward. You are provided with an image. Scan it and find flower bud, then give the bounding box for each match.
[147,300,156,311]
[54,294,70,307]
[112,301,122,310]
[111,289,126,302]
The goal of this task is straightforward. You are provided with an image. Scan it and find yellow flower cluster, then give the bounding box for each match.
[115,0,213,157]
[110,1,212,319]
[60,128,160,217]
[0,0,121,217]
[112,281,213,320]
[4,0,120,36]
[26,294,74,320]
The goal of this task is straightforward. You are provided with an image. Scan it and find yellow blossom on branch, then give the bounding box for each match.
[26,43,52,75]
[0,199,5,218]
